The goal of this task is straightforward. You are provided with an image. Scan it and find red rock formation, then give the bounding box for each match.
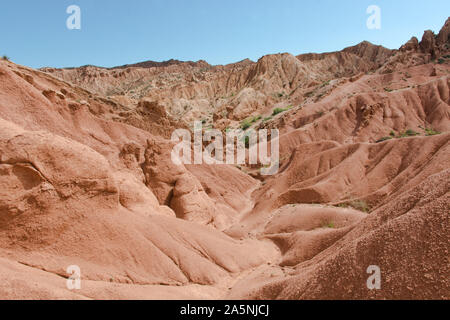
[0,18,449,300]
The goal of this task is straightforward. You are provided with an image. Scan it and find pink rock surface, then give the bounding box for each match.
[0,18,449,300]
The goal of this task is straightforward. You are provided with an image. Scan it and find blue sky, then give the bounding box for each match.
[0,0,449,68]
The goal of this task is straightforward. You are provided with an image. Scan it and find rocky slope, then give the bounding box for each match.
[0,18,449,299]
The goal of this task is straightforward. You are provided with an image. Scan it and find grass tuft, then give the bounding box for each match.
[338,200,370,213]
[272,106,293,116]
[425,128,441,136]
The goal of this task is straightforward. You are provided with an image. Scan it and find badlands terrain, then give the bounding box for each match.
[0,18,449,300]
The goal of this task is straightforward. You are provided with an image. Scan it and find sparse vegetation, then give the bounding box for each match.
[338,200,370,213]
[272,106,292,116]
[437,58,445,64]
[240,115,262,130]
[241,119,252,130]
[323,221,335,229]
[350,200,370,213]
[425,128,441,136]
[399,129,420,137]
[1,18,449,301]
[379,127,440,142]
[272,108,285,116]
[376,136,393,143]
[321,80,330,88]
[244,135,250,148]
[251,115,262,123]
[2,55,10,61]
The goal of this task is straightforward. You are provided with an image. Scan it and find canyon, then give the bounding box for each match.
[0,18,449,299]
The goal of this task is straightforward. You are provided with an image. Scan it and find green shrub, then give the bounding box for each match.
[241,119,252,130]
[2,55,10,61]
[322,221,335,229]
[350,200,370,213]
[272,107,288,116]
[250,115,262,123]
[394,129,417,138]
[425,128,441,136]
[321,80,330,87]
[338,200,370,213]
[404,129,420,137]
[376,136,392,143]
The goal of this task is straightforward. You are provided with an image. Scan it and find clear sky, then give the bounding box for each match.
[0,0,449,68]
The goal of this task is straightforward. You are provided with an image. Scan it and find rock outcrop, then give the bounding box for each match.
[0,17,449,300]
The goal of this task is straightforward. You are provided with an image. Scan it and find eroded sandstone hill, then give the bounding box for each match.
[0,18,449,299]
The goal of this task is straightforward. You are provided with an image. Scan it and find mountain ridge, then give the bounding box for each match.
[0,17,448,300]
